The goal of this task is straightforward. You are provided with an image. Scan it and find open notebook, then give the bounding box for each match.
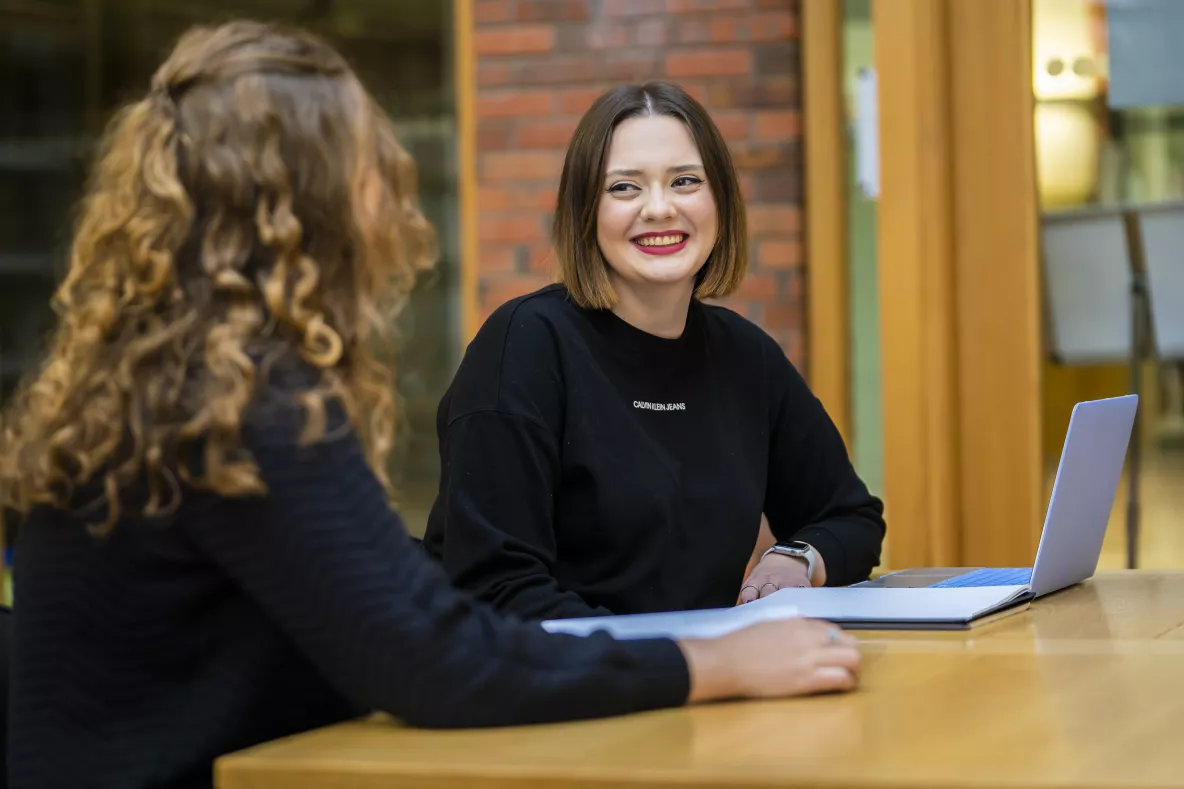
[541,586,1030,640]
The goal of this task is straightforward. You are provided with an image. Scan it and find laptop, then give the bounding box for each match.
[855,394,1138,599]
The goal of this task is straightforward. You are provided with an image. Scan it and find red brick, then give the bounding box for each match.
[754,168,799,201]
[518,119,579,149]
[738,273,778,299]
[739,173,756,201]
[474,0,511,24]
[750,11,796,40]
[587,23,631,49]
[477,90,555,119]
[482,152,565,182]
[481,274,556,311]
[679,82,709,103]
[517,0,591,21]
[515,56,598,85]
[604,53,663,82]
[478,187,512,212]
[787,268,803,301]
[560,87,610,116]
[528,244,558,273]
[474,25,556,56]
[712,111,750,143]
[757,240,801,269]
[478,63,512,87]
[479,214,544,244]
[668,0,753,10]
[636,19,669,47]
[747,204,801,235]
[605,0,665,14]
[531,188,559,211]
[677,19,710,44]
[705,77,797,109]
[754,110,799,140]
[477,124,514,150]
[765,303,801,330]
[665,49,752,78]
[731,145,786,170]
[480,245,518,273]
[710,19,743,43]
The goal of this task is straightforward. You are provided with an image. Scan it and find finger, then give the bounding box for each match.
[758,581,779,599]
[820,645,862,673]
[739,584,759,604]
[807,665,858,694]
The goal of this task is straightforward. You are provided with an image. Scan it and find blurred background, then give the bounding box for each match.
[2,0,1182,584]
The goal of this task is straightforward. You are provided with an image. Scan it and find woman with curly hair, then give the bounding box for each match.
[0,20,861,789]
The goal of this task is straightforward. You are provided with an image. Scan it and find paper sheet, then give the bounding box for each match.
[542,601,800,640]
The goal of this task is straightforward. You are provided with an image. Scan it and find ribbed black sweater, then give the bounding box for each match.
[8,380,689,789]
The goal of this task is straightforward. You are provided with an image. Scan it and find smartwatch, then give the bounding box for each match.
[762,540,817,584]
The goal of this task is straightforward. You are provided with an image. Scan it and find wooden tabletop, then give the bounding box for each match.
[217,571,1184,789]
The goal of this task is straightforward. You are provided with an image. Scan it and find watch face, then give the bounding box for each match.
[779,542,810,556]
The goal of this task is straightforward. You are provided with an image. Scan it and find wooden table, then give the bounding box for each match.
[217,571,1184,789]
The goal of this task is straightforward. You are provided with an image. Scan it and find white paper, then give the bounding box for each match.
[747,585,1029,624]
[542,602,800,641]
[855,66,880,199]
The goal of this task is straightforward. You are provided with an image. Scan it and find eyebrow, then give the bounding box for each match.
[605,164,704,178]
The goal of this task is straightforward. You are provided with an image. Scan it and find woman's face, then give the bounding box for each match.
[595,114,718,297]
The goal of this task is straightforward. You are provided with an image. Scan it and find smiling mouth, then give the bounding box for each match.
[631,233,689,255]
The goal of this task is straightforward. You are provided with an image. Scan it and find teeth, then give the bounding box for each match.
[635,235,686,247]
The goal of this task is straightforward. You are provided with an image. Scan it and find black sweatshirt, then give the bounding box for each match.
[9,368,689,789]
[423,285,886,622]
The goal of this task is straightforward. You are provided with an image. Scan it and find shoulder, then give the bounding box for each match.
[473,284,581,347]
[445,284,579,422]
[699,301,798,371]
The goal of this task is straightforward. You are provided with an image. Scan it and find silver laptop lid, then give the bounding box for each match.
[1029,394,1138,597]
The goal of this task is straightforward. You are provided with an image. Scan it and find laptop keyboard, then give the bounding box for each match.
[928,567,1033,588]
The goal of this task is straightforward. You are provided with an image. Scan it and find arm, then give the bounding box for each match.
[428,409,612,621]
[762,350,886,587]
[183,401,680,729]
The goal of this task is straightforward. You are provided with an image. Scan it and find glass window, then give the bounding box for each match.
[0,0,460,536]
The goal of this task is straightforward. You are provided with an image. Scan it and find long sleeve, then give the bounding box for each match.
[761,343,886,586]
[427,409,612,621]
[182,400,688,729]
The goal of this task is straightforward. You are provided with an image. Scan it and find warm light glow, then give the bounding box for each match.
[1033,0,1102,101]
[1035,103,1100,207]
[1033,0,1103,206]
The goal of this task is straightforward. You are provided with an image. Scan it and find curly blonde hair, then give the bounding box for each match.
[0,20,436,529]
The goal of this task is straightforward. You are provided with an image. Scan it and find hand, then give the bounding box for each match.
[679,618,860,702]
[738,552,813,604]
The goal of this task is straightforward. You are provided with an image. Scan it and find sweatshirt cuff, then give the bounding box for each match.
[619,637,693,708]
[793,525,848,587]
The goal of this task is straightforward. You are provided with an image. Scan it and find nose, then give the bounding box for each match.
[640,187,676,223]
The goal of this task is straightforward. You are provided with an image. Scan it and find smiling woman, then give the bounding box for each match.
[422,81,886,623]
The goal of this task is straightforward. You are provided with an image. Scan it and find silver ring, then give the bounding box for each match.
[760,582,778,591]
[827,628,841,643]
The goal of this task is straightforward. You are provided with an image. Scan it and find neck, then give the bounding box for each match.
[608,276,695,339]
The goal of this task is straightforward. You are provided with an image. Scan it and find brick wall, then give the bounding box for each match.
[472,0,804,364]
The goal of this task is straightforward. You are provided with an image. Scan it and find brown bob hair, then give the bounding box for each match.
[552,81,747,310]
[0,20,436,529]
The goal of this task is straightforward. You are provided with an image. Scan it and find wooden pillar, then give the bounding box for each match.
[875,0,1043,568]
[802,0,851,443]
